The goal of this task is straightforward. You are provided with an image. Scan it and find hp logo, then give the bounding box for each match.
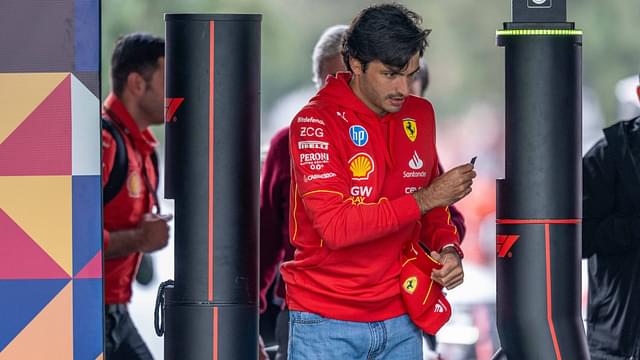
[349,125,369,147]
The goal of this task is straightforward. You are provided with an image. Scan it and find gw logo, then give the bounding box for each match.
[350,186,373,204]
[350,186,372,197]
[300,127,324,137]
[527,0,551,8]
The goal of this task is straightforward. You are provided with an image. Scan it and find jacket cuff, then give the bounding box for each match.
[441,242,464,260]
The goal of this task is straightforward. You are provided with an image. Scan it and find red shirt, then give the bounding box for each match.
[281,72,461,321]
[259,127,294,312]
[102,93,158,304]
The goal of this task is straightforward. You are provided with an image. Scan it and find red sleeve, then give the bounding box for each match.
[437,162,466,242]
[448,204,466,242]
[420,136,461,253]
[259,128,291,313]
[102,129,116,251]
[291,109,421,250]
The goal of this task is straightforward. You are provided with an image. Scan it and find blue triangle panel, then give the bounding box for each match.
[0,279,69,351]
[72,175,102,276]
[73,279,103,360]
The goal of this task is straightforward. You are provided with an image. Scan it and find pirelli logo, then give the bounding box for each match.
[298,141,329,150]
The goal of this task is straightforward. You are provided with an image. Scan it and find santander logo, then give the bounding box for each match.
[408,151,423,170]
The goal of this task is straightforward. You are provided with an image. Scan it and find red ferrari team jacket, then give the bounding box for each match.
[102,94,158,304]
[281,72,461,321]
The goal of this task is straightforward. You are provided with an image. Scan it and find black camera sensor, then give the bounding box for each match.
[527,0,552,8]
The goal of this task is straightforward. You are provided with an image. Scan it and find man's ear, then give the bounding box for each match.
[349,57,363,76]
[126,72,146,97]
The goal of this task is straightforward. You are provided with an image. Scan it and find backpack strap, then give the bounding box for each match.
[102,118,129,205]
[150,150,159,188]
[102,117,161,207]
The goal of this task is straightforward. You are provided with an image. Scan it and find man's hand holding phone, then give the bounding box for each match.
[411,157,477,215]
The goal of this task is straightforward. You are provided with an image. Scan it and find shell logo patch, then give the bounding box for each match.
[403,276,418,294]
[348,153,374,181]
[127,171,143,198]
[403,119,417,142]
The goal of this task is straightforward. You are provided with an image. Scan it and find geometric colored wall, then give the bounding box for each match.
[0,1,103,359]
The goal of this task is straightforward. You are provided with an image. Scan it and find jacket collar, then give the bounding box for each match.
[103,93,158,155]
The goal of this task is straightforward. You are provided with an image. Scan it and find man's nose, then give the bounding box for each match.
[395,76,410,96]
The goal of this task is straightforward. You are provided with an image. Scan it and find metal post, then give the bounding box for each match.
[161,13,261,360]
[494,0,589,358]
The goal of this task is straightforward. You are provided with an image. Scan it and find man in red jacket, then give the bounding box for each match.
[282,4,475,359]
[102,33,172,360]
[260,28,466,359]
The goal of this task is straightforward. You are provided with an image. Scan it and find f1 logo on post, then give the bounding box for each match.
[496,234,520,258]
[527,0,552,8]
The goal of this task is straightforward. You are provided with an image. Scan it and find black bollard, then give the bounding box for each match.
[494,1,589,358]
[160,13,261,360]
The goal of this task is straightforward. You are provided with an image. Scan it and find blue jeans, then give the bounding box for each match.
[288,311,423,360]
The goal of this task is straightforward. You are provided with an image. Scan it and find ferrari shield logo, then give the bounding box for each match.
[403,276,418,294]
[403,119,417,142]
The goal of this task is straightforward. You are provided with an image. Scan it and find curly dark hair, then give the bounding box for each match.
[342,3,430,73]
[110,32,165,97]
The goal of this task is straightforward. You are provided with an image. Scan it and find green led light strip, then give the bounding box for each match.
[496,29,583,36]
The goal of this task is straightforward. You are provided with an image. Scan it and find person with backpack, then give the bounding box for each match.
[102,32,172,360]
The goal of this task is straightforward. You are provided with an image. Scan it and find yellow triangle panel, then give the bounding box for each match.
[0,176,72,276]
[0,73,68,144]
[0,281,73,359]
